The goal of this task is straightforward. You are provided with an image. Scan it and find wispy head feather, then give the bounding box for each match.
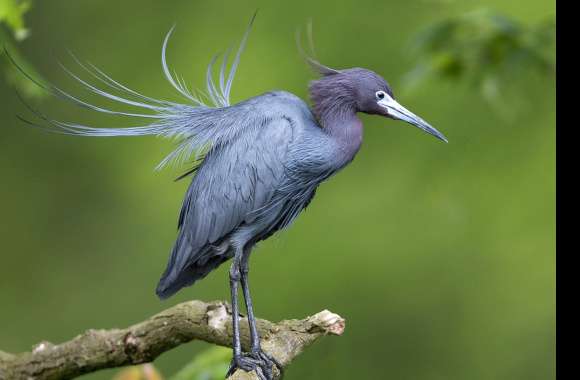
[296,21,340,77]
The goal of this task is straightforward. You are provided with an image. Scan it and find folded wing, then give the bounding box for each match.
[155,114,295,298]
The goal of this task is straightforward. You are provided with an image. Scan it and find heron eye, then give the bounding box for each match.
[376,91,386,100]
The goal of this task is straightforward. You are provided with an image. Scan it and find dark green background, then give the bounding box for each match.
[0,0,555,379]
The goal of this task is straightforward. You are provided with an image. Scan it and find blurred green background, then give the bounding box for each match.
[0,0,555,379]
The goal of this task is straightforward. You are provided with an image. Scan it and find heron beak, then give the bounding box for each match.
[378,96,448,143]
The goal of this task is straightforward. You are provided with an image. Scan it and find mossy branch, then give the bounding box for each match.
[0,300,345,380]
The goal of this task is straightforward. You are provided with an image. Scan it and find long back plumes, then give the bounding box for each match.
[7,13,257,170]
[162,11,256,108]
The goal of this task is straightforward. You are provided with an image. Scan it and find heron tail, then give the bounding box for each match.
[155,233,230,299]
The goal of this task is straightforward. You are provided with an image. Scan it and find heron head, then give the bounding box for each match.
[308,63,447,143]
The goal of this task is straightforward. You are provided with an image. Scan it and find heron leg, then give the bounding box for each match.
[226,251,272,380]
[226,247,282,380]
[240,249,283,377]
[228,257,242,360]
[240,250,260,353]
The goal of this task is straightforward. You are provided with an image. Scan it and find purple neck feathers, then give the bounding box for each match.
[309,77,363,162]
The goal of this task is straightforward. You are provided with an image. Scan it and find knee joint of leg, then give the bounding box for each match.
[229,264,241,282]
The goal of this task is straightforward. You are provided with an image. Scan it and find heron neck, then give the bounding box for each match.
[317,105,363,163]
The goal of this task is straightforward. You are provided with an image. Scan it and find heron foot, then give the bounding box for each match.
[226,350,283,380]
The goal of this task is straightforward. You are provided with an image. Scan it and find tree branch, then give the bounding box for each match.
[0,300,345,380]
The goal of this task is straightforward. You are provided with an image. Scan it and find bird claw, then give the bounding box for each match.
[226,350,283,380]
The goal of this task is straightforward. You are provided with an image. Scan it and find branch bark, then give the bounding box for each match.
[0,300,345,380]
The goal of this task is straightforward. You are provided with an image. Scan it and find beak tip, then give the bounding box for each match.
[381,100,448,143]
[429,129,448,143]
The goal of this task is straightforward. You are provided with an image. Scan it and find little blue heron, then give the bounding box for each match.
[10,14,447,380]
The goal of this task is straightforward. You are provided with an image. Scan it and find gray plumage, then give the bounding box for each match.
[10,15,447,378]
[157,91,333,297]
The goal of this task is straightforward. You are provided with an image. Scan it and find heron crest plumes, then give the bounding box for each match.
[296,20,340,77]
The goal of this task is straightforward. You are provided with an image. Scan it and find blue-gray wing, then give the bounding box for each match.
[184,115,294,244]
[155,114,296,297]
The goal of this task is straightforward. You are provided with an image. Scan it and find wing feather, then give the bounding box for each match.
[178,115,293,250]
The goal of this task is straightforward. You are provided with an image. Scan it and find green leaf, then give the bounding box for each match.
[0,0,32,40]
[1,25,47,100]
[169,347,231,380]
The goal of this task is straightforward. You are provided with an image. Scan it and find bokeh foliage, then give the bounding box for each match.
[0,1,555,380]
[0,0,31,40]
[403,8,555,118]
[0,0,45,99]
